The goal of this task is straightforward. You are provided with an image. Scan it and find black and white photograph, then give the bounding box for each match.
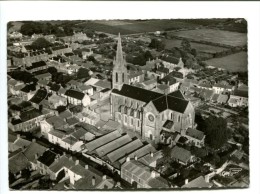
[1,1,260,193]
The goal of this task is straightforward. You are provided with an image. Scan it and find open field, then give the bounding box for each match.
[76,20,201,35]
[164,38,229,53]
[203,51,247,72]
[169,29,247,47]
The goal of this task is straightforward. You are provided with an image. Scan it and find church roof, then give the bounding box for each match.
[151,95,189,113]
[112,84,163,103]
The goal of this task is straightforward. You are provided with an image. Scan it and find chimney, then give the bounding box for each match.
[185,179,189,185]
[85,165,88,169]
[34,153,38,160]
[75,160,79,165]
[17,134,20,139]
[150,152,154,158]
[92,176,96,186]
[32,138,36,143]
[102,175,107,180]
[134,155,138,161]
[126,156,130,162]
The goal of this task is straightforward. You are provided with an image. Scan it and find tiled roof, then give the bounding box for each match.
[186,128,205,140]
[168,90,185,99]
[94,80,112,89]
[35,73,52,80]
[59,110,73,119]
[9,152,29,174]
[171,146,191,164]
[182,176,212,188]
[23,142,47,163]
[46,115,67,129]
[49,155,74,173]
[48,130,66,139]
[138,150,163,166]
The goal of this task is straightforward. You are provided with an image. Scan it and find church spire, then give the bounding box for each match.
[116,33,124,64]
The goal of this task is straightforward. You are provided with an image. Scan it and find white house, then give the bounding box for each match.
[65,89,91,107]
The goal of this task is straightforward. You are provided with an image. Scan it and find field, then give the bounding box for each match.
[164,38,229,53]
[204,51,248,72]
[76,20,201,35]
[169,29,247,47]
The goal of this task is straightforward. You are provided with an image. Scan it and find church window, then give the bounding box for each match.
[162,113,164,121]
[137,120,140,127]
[178,115,181,122]
[131,118,134,125]
[122,73,124,82]
[118,114,121,120]
[116,73,118,82]
[171,112,174,120]
[124,115,127,123]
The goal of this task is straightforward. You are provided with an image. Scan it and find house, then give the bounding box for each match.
[184,128,205,148]
[48,93,67,109]
[78,85,93,96]
[8,134,31,153]
[29,88,48,109]
[213,83,234,94]
[40,115,68,136]
[37,149,59,175]
[128,71,145,85]
[65,89,91,107]
[9,108,51,132]
[228,89,248,107]
[182,176,212,188]
[217,94,229,104]
[121,159,170,188]
[160,130,181,147]
[159,75,180,94]
[23,140,47,170]
[35,72,52,82]
[93,79,112,92]
[25,61,48,73]
[8,79,25,96]
[156,66,170,79]
[20,84,37,101]
[170,146,193,165]
[9,152,30,179]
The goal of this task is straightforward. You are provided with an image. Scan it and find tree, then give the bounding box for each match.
[77,67,90,79]
[149,38,165,51]
[204,115,229,149]
[181,39,191,52]
[144,50,153,61]
[47,67,58,75]
[31,38,53,50]
[87,56,96,63]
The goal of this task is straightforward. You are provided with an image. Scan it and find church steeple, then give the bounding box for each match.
[112,33,128,90]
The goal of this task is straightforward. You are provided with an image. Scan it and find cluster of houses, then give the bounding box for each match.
[8,31,249,190]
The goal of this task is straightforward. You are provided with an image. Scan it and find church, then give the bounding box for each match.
[110,33,195,144]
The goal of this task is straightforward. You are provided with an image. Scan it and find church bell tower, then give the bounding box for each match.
[112,33,128,90]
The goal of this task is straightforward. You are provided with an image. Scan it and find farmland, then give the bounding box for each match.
[76,20,202,35]
[203,51,247,72]
[164,38,229,54]
[169,29,247,47]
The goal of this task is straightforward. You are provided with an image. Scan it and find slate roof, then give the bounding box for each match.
[151,95,189,113]
[65,89,85,100]
[112,84,163,103]
[94,80,112,89]
[48,130,66,139]
[37,150,58,167]
[25,61,47,70]
[29,89,47,104]
[138,151,163,167]
[168,90,185,99]
[63,136,78,145]
[59,110,73,119]
[171,146,191,164]
[186,128,205,140]
[66,117,80,126]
